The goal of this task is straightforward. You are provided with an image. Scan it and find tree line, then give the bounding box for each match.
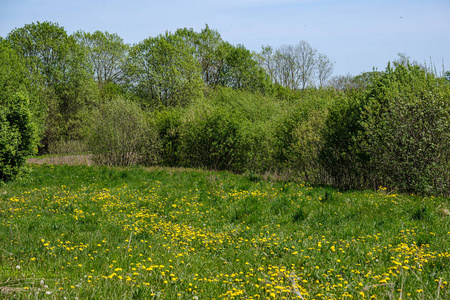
[1,21,449,196]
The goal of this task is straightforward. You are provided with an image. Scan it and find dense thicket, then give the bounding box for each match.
[321,64,450,194]
[2,21,449,195]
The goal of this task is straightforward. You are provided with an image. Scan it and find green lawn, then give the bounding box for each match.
[1,164,449,299]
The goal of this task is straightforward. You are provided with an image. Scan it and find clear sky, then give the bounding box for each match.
[1,0,449,76]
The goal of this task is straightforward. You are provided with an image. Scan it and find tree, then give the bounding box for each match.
[328,74,355,91]
[176,25,229,88]
[0,42,36,181]
[316,53,333,87]
[256,45,277,84]
[7,21,97,152]
[175,25,272,93]
[295,41,317,89]
[328,71,381,91]
[73,30,128,89]
[274,44,298,89]
[126,32,204,108]
[218,44,272,93]
[258,41,326,89]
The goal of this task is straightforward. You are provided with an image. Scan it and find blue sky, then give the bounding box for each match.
[1,0,449,76]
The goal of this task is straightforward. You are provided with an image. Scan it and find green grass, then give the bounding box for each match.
[1,164,449,299]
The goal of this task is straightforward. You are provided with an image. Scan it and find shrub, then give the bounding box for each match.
[153,107,183,167]
[207,88,281,173]
[239,121,275,173]
[287,108,329,183]
[359,63,450,195]
[0,93,37,182]
[180,103,244,171]
[321,63,450,195]
[274,91,336,183]
[319,91,369,189]
[88,97,159,166]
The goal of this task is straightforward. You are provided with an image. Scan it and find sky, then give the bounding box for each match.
[1,0,449,77]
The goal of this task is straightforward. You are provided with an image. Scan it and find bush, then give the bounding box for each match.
[319,91,369,189]
[0,93,36,182]
[153,107,183,167]
[206,87,282,173]
[359,63,450,195]
[88,97,159,166]
[274,90,337,183]
[180,103,244,171]
[286,108,329,183]
[320,63,450,195]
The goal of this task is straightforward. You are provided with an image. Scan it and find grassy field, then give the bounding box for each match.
[0,164,449,299]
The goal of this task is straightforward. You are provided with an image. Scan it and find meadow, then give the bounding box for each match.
[1,164,449,299]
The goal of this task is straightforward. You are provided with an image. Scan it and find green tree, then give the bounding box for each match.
[73,30,128,96]
[126,32,204,108]
[7,21,97,152]
[176,26,272,93]
[256,45,277,84]
[219,44,272,93]
[0,42,36,182]
[176,25,229,88]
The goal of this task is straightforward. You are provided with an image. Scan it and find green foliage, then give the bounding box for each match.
[87,97,159,166]
[0,40,28,100]
[285,108,329,183]
[321,63,450,195]
[176,25,229,88]
[0,93,36,182]
[180,101,244,171]
[0,42,37,182]
[359,63,450,194]
[5,22,449,197]
[219,44,273,93]
[273,90,337,182]
[328,71,382,91]
[176,26,273,94]
[197,87,281,173]
[319,91,369,188]
[0,39,44,145]
[7,21,98,152]
[73,30,128,88]
[126,32,204,108]
[153,107,183,167]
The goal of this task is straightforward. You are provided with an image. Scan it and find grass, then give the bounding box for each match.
[0,164,449,299]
